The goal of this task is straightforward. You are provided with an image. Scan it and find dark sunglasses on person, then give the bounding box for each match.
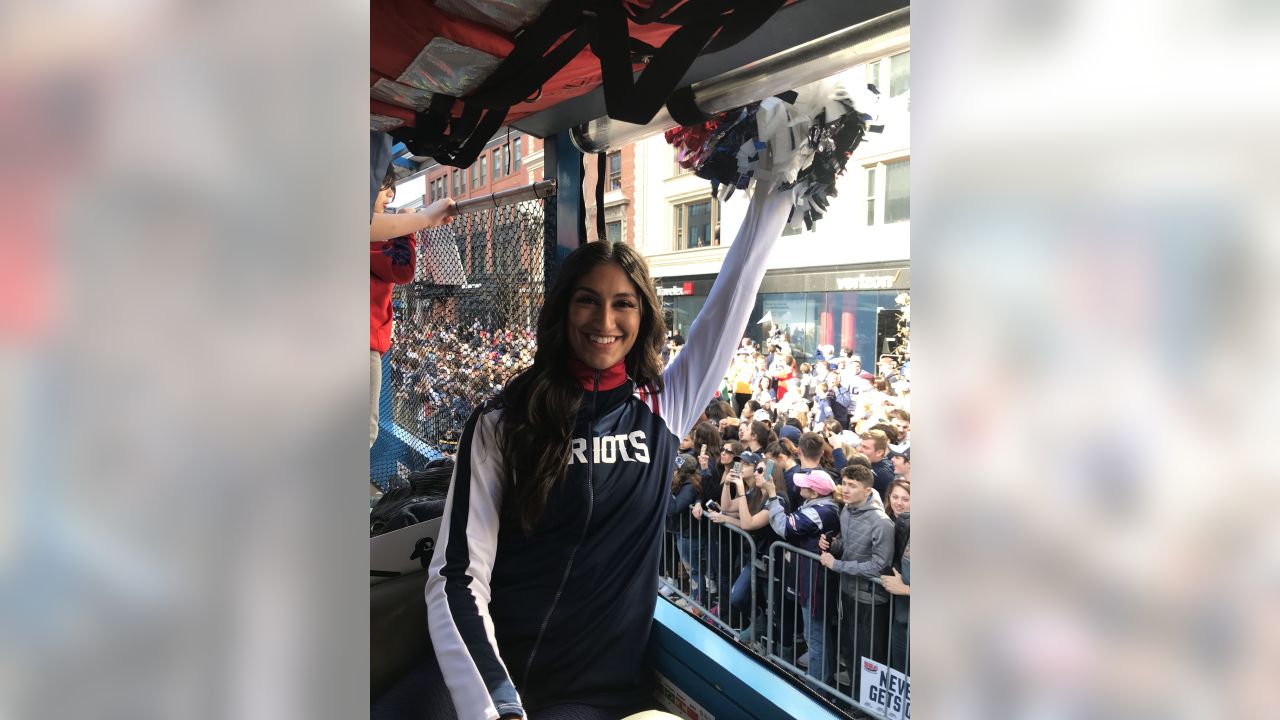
[755,465,767,474]
[721,447,734,454]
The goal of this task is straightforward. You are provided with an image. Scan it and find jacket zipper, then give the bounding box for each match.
[522,370,599,689]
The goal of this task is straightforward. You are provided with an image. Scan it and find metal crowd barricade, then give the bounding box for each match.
[659,529,911,719]
[764,540,911,719]
[658,504,760,639]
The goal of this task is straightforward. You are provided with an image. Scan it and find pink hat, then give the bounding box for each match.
[793,469,836,496]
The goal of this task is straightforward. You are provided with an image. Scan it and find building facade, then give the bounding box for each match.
[632,48,911,365]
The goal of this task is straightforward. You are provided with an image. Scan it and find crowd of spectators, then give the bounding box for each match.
[663,326,912,706]
[386,318,536,449]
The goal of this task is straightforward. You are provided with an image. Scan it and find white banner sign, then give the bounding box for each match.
[654,671,715,720]
[859,657,911,720]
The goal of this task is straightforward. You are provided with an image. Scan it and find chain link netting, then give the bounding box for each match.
[372,196,551,489]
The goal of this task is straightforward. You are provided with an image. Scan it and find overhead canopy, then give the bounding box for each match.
[370,0,908,165]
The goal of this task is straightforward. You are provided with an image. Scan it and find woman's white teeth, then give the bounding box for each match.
[590,335,617,344]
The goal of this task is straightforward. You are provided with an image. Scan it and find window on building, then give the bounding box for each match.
[607,151,622,191]
[474,156,487,188]
[884,159,910,223]
[673,196,718,250]
[440,177,448,198]
[453,170,462,195]
[865,166,877,226]
[512,138,522,170]
[868,51,910,98]
[492,148,502,179]
[889,51,910,97]
[428,180,435,202]
[503,144,512,175]
[864,158,910,225]
[606,220,622,242]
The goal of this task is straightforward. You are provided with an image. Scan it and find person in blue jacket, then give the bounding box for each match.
[762,468,841,688]
[425,186,793,720]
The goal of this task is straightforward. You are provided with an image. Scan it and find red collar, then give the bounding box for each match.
[568,357,628,391]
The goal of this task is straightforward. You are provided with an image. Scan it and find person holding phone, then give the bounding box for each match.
[707,453,783,640]
[666,454,703,600]
[425,185,795,720]
[762,468,841,687]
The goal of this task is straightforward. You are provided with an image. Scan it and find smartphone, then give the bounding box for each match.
[764,459,775,480]
[732,460,742,476]
[704,500,721,513]
[700,444,708,457]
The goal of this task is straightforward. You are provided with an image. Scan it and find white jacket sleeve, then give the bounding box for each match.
[656,186,793,438]
[425,409,524,720]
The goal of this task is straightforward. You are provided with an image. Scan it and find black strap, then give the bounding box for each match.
[594,0,786,125]
[665,85,709,126]
[596,152,607,241]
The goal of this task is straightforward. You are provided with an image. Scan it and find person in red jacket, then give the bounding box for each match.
[371,172,454,450]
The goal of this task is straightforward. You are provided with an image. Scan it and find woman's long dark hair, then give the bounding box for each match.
[496,241,667,534]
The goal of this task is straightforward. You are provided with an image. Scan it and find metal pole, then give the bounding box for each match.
[570,7,910,154]
[452,178,557,215]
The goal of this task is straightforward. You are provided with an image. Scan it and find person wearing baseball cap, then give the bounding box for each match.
[762,466,841,686]
[890,445,911,482]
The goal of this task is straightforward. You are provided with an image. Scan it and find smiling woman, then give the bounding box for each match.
[423,186,794,720]
[568,264,644,370]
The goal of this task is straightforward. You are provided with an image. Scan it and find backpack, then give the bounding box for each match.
[370,458,455,537]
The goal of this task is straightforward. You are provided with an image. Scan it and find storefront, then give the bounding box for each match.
[656,264,910,364]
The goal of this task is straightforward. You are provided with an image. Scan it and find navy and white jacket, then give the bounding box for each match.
[425,188,793,720]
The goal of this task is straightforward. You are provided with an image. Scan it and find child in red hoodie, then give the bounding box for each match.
[371,172,453,451]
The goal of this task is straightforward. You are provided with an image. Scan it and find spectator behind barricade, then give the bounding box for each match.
[776,378,808,420]
[764,469,841,687]
[739,399,762,426]
[765,440,798,479]
[884,479,910,523]
[891,446,911,483]
[878,355,902,385]
[752,375,775,406]
[888,408,911,446]
[820,418,855,472]
[732,350,755,414]
[702,399,728,425]
[777,422,802,446]
[881,509,910,673]
[842,354,874,392]
[692,440,743,600]
[819,464,894,695]
[706,451,776,631]
[744,420,774,455]
[823,417,857,455]
[792,432,832,511]
[868,422,901,448]
[684,421,722,468]
[369,169,454,455]
[823,371,853,429]
[751,355,769,388]
[668,454,706,601]
[859,429,896,501]
[797,363,815,400]
[754,409,773,432]
[718,416,740,442]
[769,354,795,401]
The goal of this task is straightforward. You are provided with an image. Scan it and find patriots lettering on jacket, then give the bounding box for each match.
[568,432,650,465]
